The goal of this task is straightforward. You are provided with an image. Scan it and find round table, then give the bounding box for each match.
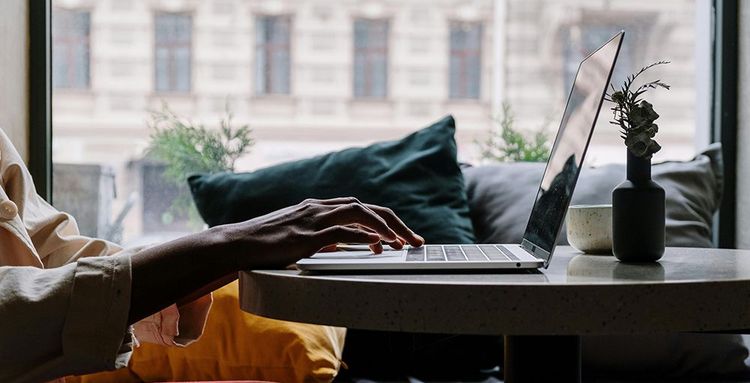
[239,246,750,382]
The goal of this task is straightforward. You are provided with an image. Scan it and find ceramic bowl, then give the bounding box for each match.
[566,204,613,254]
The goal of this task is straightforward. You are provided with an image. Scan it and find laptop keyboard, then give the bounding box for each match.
[406,245,519,262]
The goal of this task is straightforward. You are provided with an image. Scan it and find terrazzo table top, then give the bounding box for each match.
[239,246,750,335]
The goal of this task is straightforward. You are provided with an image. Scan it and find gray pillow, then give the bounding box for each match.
[463,144,749,378]
[464,143,723,248]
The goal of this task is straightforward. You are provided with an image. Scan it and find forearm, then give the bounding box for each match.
[175,272,237,307]
[127,226,237,324]
[125,198,425,324]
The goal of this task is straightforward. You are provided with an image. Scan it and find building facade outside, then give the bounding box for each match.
[51,0,702,244]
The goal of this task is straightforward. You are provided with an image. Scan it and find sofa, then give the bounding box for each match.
[180,116,750,382]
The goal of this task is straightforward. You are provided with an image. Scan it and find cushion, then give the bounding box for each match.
[188,116,483,380]
[464,143,750,378]
[130,281,345,382]
[464,143,723,248]
[188,115,475,244]
[69,281,345,383]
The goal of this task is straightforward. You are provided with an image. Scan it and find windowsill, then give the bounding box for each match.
[251,93,295,100]
[446,97,483,104]
[247,95,298,114]
[147,93,197,113]
[349,98,393,106]
[148,93,198,110]
[150,91,195,99]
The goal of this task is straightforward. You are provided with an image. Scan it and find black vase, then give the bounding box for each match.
[612,151,665,262]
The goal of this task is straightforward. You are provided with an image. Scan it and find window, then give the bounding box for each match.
[353,19,389,99]
[255,15,291,95]
[563,23,638,97]
[449,22,482,100]
[552,17,690,163]
[53,8,90,89]
[45,0,709,246]
[154,13,192,93]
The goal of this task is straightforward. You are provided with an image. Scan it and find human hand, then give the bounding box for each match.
[214,197,424,269]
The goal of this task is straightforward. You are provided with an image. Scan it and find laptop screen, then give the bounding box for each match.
[521,32,623,265]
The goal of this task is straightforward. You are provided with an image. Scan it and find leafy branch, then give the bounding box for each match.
[478,103,551,163]
[146,101,254,227]
[604,61,670,158]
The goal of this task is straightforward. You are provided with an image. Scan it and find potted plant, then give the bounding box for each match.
[605,61,670,262]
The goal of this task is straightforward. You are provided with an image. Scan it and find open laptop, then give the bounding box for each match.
[297,31,624,272]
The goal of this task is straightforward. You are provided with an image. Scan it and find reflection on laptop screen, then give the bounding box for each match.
[521,32,623,263]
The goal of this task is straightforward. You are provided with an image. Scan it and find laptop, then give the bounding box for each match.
[297,31,624,272]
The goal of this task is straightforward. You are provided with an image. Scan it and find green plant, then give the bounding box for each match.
[605,61,671,158]
[146,102,254,227]
[478,103,551,162]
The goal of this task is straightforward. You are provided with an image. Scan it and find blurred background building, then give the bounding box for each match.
[51,0,704,244]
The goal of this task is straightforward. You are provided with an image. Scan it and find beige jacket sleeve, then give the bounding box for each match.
[0,128,120,268]
[0,128,212,377]
[0,255,133,383]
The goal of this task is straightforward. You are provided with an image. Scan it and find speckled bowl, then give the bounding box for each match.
[566,204,613,254]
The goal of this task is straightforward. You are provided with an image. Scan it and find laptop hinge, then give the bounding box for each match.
[521,239,552,267]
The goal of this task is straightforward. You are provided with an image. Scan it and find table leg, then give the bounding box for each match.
[503,335,581,383]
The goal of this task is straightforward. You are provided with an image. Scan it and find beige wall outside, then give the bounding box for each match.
[0,0,28,160]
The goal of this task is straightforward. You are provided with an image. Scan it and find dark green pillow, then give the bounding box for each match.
[188,115,475,244]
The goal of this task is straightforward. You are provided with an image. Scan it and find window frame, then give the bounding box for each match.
[29,1,739,247]
[254,14,293,96]
[29,0,52,202]
[352,17,390,99]
[52,7,91,90]
[153,11,193,94]
[712,0,739,248]
[448,20,483,100]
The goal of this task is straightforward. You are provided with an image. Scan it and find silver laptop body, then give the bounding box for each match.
[297,32,624,272]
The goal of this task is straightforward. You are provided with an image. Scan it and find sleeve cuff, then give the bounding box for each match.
[174,293,213,346]
[132,293,213,347]
[62,253,133,373]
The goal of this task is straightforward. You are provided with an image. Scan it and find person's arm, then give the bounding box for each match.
[128,197,423,324]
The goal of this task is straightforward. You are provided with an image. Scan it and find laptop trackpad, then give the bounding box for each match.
[310,250,404,260]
